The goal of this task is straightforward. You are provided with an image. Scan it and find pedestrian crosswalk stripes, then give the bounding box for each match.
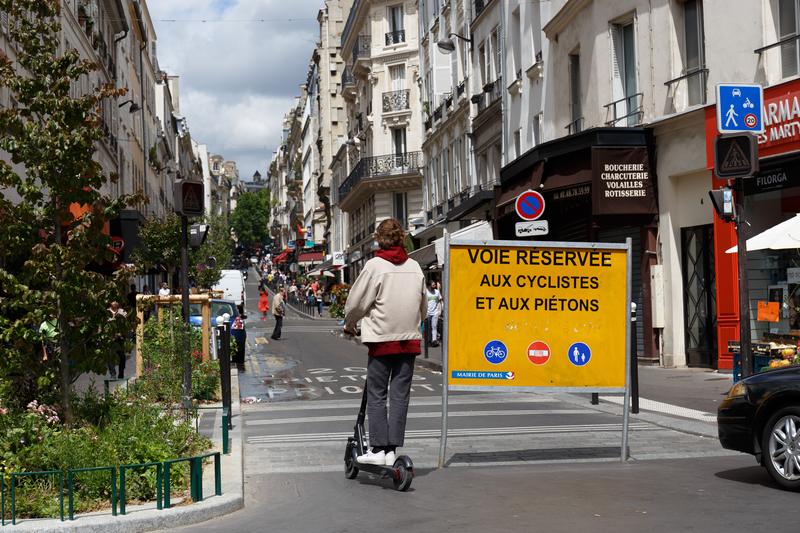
[245,408,600,426]
[246,423,655,445]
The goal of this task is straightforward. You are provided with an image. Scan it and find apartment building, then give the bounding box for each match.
[335,0,425,280]
[315,0,354,265]
[412,0,475,258]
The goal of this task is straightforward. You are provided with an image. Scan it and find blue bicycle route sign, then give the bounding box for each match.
[716,84,764,134]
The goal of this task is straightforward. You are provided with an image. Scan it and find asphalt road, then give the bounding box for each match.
[167,270,793,533]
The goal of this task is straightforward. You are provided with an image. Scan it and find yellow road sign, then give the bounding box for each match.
[445,241,630,391]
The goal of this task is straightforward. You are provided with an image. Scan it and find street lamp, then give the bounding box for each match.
[436,33,472,54]
[118,99,142,113]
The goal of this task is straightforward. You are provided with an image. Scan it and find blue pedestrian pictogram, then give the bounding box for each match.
[567,342,591,367]
[483,340,508,364]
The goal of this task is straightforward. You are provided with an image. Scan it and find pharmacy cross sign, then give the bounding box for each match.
[716,84,764,134]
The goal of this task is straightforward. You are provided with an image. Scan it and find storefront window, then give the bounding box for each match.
[744,184,800,339]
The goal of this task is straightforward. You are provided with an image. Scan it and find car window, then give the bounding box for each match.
[211,301,237,319]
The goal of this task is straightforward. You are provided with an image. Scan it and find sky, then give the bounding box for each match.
[149,0,324,182]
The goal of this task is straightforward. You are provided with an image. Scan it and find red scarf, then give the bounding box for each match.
[376,246,408,265]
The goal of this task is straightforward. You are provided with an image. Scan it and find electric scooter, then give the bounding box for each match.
[344,384,414,491]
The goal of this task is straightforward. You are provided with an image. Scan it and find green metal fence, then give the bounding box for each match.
[1,450,224,526]
[67,466,117,520]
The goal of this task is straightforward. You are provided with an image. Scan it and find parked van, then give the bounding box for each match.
[213,269,245,312]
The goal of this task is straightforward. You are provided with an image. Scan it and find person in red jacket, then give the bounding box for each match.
[344,218,427,466]
[258,289,270,320]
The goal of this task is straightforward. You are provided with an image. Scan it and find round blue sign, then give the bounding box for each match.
[567,342,591,367]
[483,340,508,365]
[515,190,546,221]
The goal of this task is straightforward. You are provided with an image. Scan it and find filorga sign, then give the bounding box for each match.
[591,147,657,215]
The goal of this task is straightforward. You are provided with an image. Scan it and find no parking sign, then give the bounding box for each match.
[515,190,545,221]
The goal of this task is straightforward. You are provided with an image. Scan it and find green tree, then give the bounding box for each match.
[133,213,233,289]
[0,1,139,420]
[191,214,233,289]
[131,213,182,278]
[231,190,272,249]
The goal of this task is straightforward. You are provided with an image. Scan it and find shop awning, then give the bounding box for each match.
[726,213,800,253]
[297,252,324,264]
[496,161,545,208]
[274,251,290,263]
[446,189,496,222]
[408,243,437,268]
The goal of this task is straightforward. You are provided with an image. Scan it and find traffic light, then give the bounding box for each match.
[173,179,204,217]
[714,134,758,178]
[709,187,735,222]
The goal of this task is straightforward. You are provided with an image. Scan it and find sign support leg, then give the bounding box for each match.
[438,232,451,469]
[621,238,633,462]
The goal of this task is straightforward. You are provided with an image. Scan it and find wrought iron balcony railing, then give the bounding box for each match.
[353,35,371,62]
[565,117,584,136]
[338,151,423,201]
[604,92,644,126]
[382,89,410,112]
[488,75,502,105]
[342,65,355,87]
[385,30,405,45]
[474,0,487,21]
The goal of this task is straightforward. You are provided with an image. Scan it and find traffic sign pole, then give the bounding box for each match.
[735,178,753,378]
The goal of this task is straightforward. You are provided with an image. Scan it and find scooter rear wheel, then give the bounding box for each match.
[392,461,412,491]
[344,443,359,479]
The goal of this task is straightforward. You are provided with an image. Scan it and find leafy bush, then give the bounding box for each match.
[0,391,211,519]
[134,307,220,403]
[328,284,350,319]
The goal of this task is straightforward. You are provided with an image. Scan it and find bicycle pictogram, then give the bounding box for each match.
[483,340,508,364]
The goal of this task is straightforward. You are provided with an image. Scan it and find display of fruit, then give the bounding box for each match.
[769,359,793,369]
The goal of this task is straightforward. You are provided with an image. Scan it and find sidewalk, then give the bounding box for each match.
[8,372,244,533]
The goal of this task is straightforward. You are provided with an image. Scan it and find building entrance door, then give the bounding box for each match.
[682,224,718,368]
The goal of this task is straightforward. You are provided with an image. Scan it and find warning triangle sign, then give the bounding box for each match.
[720,139,750,174]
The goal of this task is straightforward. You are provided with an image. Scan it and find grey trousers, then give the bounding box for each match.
[366,354,415,448]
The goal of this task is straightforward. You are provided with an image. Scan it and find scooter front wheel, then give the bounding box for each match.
[392,461,412,491]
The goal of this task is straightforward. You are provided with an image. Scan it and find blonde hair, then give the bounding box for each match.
[375,218,405,249]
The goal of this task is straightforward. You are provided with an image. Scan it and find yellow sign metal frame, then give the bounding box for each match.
[437,237,633,467]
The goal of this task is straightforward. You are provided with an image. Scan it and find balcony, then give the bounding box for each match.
[382,89,410,113]
[353,35,371,63]
[341,65,356,99]
[385,30,406,46]
[475,76,502,114]
[338,151,423,208]
[604,92,644,126]
[565,117,584,136]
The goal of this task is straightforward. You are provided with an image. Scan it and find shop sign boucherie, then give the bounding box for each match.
[591,147,657,215]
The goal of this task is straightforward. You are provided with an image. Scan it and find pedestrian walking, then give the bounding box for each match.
[126,283,138,311]
[271,286,286,340]
[344,218,427,466]
[231,315,247,372]
[107,301,128,379]
[426,280,443,347]
[258,288,270,320]
[315,288,324,316]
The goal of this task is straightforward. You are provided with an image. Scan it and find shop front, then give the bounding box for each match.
[497,128,659,361]
[706,77,800,372]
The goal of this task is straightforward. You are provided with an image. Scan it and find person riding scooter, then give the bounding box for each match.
[344,218,427,466]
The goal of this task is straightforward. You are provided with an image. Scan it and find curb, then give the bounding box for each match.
[416,357,443,372]
[7,373,245,532]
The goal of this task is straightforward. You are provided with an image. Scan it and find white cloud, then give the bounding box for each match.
[149,0,323,179]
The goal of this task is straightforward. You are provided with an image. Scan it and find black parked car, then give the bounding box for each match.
[718,365,800,490]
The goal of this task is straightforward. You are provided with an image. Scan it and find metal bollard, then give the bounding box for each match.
[630,302,640,414]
